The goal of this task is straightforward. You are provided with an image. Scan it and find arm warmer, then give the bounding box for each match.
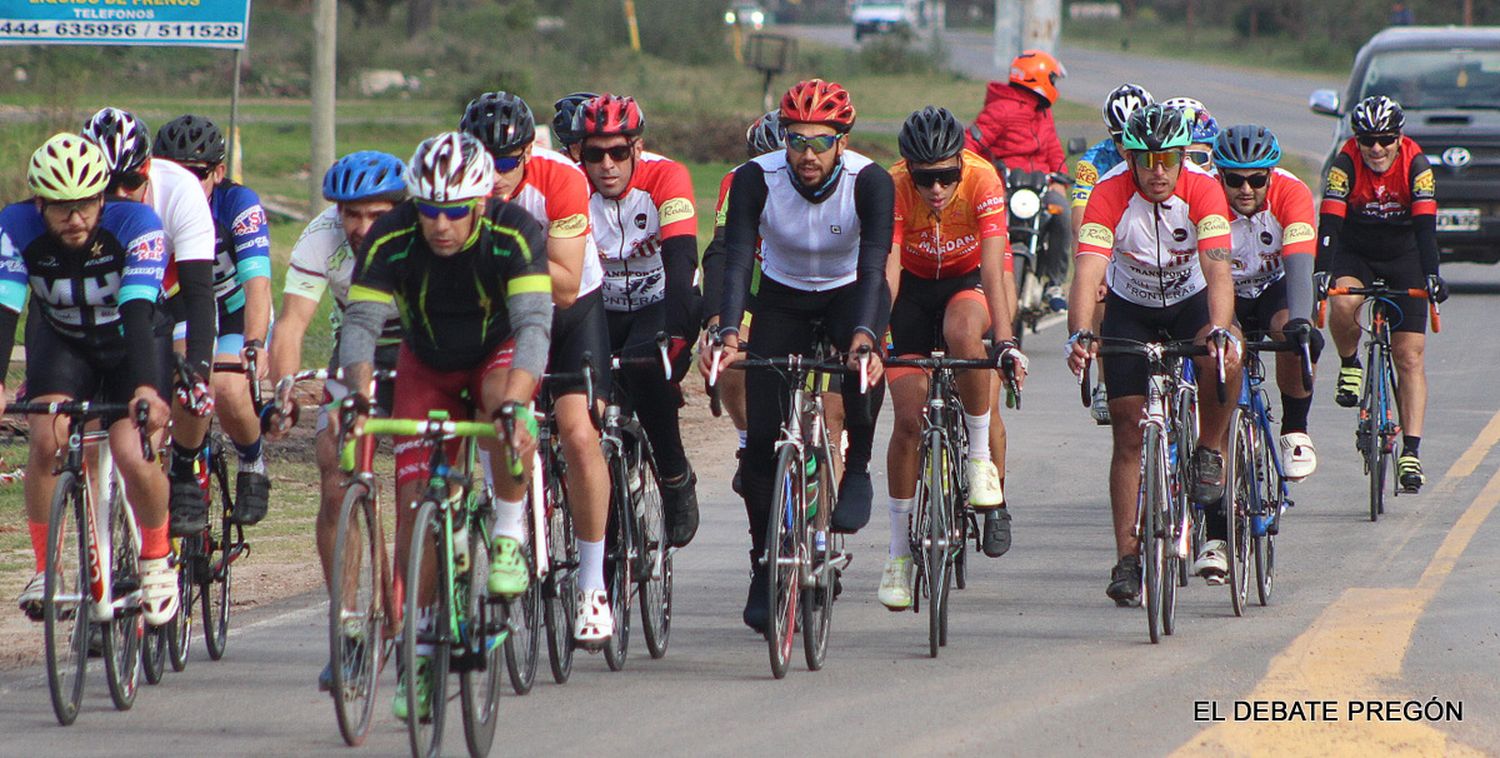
[121,300,159,391]
[0,307,17,381]
[719,162,770,335]
[1315,212,1343,274]
[176,259,216,375]
[661,234,701,339]
[852,166,896,338]
[505,290,553,380]
[1414,214,1439,276]
[699,223,726,327]
[1283,253,1316,322]
[338,299,399,370]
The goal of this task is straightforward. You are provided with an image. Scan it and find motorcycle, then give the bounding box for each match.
[1003,168,1068,346]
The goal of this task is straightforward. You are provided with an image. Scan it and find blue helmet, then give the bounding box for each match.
[1161,96,1220,143]
[1213,125,1282,169]
[323,150,407,203]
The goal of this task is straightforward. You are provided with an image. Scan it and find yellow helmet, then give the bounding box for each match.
[28,133,110,201]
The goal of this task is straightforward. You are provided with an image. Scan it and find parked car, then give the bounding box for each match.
[724,2,769,31]
[1310,26,1500,264]
[851,1,919,41]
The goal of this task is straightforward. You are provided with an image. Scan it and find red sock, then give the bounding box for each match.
[29,521,49,573]
[140,523,170,561]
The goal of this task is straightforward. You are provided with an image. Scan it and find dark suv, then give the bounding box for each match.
[1310,26,1500,264]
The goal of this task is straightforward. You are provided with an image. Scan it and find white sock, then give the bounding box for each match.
[964,412,991,462]
[889,497,913,558]
[578,538,605,592]
[737,430,747,448]
[491,497,525,541]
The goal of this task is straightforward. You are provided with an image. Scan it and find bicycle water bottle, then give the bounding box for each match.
[804,456,819,517]
[814,529,827,554]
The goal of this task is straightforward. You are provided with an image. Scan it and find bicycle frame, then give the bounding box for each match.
[78,430,138,622]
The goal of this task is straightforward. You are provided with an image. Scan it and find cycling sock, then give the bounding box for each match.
[578,538,606,593]
[234,437,263,466]
[888,497,913,558]
[490,497,526,541]
[737,430,747,448]
[1280,394,1313,435]
[1340,354,1361,369]
[141,523,171,560]
[963,412,992,462]
[1402,436,1421,458]
[415,607,435,658]
[845,425,873,474]
[170,440,204,479]
[28,520,48,572]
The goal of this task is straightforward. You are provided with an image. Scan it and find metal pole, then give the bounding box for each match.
[228,48,243,184]
[993,0,1020,72]
[310,0,337,216]
[624,0,641,52]
[1021,0,1060,54]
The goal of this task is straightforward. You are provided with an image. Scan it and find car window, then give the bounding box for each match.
[1358,49,1500,109]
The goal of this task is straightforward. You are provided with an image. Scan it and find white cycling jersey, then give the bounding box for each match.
[284,205,402,345]
[753,149,877,292]
[500,146,604,299]
[146,158,215,264]
[1226,168,1318,299]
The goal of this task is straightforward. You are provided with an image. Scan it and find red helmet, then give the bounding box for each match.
[1009,50,1067,105]
[577,94,645,138]
[780,79,856,132]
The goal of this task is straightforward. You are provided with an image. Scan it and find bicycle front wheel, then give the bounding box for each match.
[461,516,502,758]
[330,482,382,747]
[402,501,450,758]
[924,437,950,659]
[1224,410,1252,617]
[1364,342,1387,521]
[542,472,577,684]
[766,445,801,679]
[802,449,835,671]
[637,455,672,660]
[203,447,232,660]
[1253,413,1281,607]
[166,541,195,673]
[1139,429,1166,644]
[102,488,141,711]
[44,470,90,726]
[602,444,633,672]
[504,489,541,693]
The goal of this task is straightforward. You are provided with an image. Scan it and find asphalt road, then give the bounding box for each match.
[3,32,1498,757]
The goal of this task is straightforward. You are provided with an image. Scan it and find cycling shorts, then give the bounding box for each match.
[1099,290,1210,400]
[391,341,514,490]
[25,316,172,425]
[1233,275,1287,335]
[547,286,612,399]
[887,269,989,383]
[1330,251,1428,334]
[317,341,400,434]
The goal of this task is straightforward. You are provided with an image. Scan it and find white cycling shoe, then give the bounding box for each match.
[877,556,914,610]
[574,588,613,649]
[1090,385,1112,425]
[17,571,44,619]
[140,557,180,626]
[965,459,1004,508]
[1279,433,1318,482]
[1192,540,1228,586]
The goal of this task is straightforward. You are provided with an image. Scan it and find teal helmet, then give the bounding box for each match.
[1121,104,1192,152]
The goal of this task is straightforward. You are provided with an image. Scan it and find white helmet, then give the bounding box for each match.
[1103,84,1154,136]
[82,107,152,176]
[406,132,493,203]
[1161,96,1206,117]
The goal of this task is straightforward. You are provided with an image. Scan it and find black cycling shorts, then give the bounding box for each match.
[548,286,612,398]
[1100,290,1210,400]
[888,269,987,357]
[1234,276,1287,335]
[26,317,172,423]
[1330,252,1428,334]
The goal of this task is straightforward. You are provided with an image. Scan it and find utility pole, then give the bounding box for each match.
[993,0,1020,72]
[311,0,336,216]
[1021,0,1060,54]
[1464,0,1473,26]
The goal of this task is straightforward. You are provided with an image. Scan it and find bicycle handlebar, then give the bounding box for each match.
[6,399,155,462]
[1317,283,1441,333]
[1077,336,1212,410]
[1243,327,1315,393]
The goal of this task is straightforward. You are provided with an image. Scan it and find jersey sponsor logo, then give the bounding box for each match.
[635,213,649,230]
[659,197,694,226]
[1282,222,1315,246]
[1325,167,1350,198]
[975,195,1006,215]
[1171,227,1188,242]
[1078,222,1114,249]
[550,212,588,238]
[911,232,979,260]
[830,225,842,235]
[1196,214,1230,239]
[1413,168,1435,198]
[1259,231,1274,245]
[130,233,167,262]
[1075,161,1098,187]
[232,206,268,237]
[0,257,23,274]
[30,271,121,307]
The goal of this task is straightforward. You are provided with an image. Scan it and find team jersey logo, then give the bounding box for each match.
[1283,222,1315,246]
[635,213,649,230]
[131,232,167,262]
[1413,168,1436,198]
[1325,167,1350,198]
[659,197,695,226]
[1196,214,1230,238]
[1075,161,1098,187]
[550,212,588,238]
[1078,222,1114,249]
[232,206,268,237]
[1172,228,1188,242]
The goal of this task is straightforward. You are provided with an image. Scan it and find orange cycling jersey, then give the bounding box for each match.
[891,150,1011,279]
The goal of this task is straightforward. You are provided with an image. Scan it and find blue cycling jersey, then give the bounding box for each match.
[1071,138,1124,208]
[207,181,272,314]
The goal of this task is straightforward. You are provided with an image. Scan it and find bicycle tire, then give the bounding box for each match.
[103,487,141,711]
[403,501,450,758]
[802,449,835,671]
[460,515,502,758]
[166,544,194,672]
[1140,428,1164,644]
[503,520,541,694]
[44,470,89,725]
[1253,409,1280,607]
[542,468,577,684]
[330,482,381,747]
[1174,385,1198,589]
[1010,255,1030,347]
[637,451,672,660]
[766,445,800,679]
[954,510,969,590]
[602,443,633,672]
[203,445,232,660]
[1225,410,1252,617]
[141,624,167,685]
[925,436,948,659]
[1365,341,1386,521]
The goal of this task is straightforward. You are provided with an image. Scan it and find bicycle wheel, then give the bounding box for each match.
[141,623,167,685]
[102,488,141,711]
[1162,431,1186,635]
[44,471,89,726]
[1010,255,1030,347]
[953,509,969,591]
[330,483,382,747]
[637,454,672,660]
[402,501,450,758]
[504,491,541,694]
[602,444,633,672]
[766,445,801,679]
[802,449,835,671]
[203,447,232,660]
[461,516,502,758]
[1173,386,1198,589]
[1225,411,1252,617]
[1363,342,1386,521]
[1139,429,1165,644]
[166,543,195,673]
[924,437,949,659]
[542,470,577,684]
[1253,415,1281,607]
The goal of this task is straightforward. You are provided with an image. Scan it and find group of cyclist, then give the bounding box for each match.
[1,44,1449,717]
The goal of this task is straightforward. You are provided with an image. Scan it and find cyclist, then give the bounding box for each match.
[1214,124,1324,482]
[1064,104,1243,601]
[152,114,274,525]
[3,134,175,625]
[1161,97,1220,172]
[575,93,701,546]
[1073,83,1155,425]
[265,150,407,691]
[460,91,616,642]
[965,49,1073,307]
[339,132,552,721]
[877,106,1026,610]
[700,110,784,493]
[83,107,219,539]
[1317,95,1446,492]
[701,79,892,633]
[552,91,597,164]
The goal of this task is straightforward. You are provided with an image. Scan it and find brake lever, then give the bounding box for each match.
[134,399,155,463]
[856,345,871,395]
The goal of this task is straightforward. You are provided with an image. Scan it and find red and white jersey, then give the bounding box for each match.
[589,151,696,312]
[1077,161,1232,307]
[493,146,602,299]
[1227,168,1317,299]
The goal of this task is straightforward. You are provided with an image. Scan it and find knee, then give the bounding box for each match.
[1394,345,1424,373]
[891,408,922,441]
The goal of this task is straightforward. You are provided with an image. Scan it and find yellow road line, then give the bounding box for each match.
[1434,408,1500,495]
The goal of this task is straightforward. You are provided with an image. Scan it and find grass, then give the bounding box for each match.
[1062,18,1353,77]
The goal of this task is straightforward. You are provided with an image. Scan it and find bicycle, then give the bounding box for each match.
[1318,280,1440,520]
[712,332,853,678]
[10,399,153,725]
[1080,335,1220,643]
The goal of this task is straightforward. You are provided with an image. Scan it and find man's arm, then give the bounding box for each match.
[851,164,896,341]
[268,293,317,383]
[545,234,584,309]
[980,237,1013,341]
[718,161,770,337]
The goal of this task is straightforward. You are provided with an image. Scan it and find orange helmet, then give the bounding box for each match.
[779,79,856,132]
[1009,50,1067,105]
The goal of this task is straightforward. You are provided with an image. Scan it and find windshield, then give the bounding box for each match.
[1358,48,1500,109]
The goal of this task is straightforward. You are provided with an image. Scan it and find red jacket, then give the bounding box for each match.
[964,82,1068,175]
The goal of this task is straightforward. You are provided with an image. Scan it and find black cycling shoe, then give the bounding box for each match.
[743,557,768,636]
[1190,448,1226,505]
[169,471,208,537]
[981,507,1012,557]
[662,468,700,548]
[232,470,271,526]
[731,449,745,497]
[832,470,873,534]
[1106,555,1142,607]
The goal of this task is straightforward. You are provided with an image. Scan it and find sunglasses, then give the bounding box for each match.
[493,154,524,173]
[415,200,476,220]
[911,167,963,188]
[785,132,842,155]
[182,163,217,180]
[1222,171,1270,189]
[1186,149,1213,167]
[43,196,103,219]
[114,171,148,192]
[1132,150,1183,170]
[1357,134,1398,148]
[580,142,635,164]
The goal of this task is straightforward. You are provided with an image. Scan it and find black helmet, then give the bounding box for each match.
[552,91,598,148]
[1121,104,1192,152]
[897,106,966,164]
[1350,95,1404,136]
[83,107,152,176]
[1103,83,1154,136]
[460,91,536,157]
[153,114,227,166]
[1213,124,1282,169]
